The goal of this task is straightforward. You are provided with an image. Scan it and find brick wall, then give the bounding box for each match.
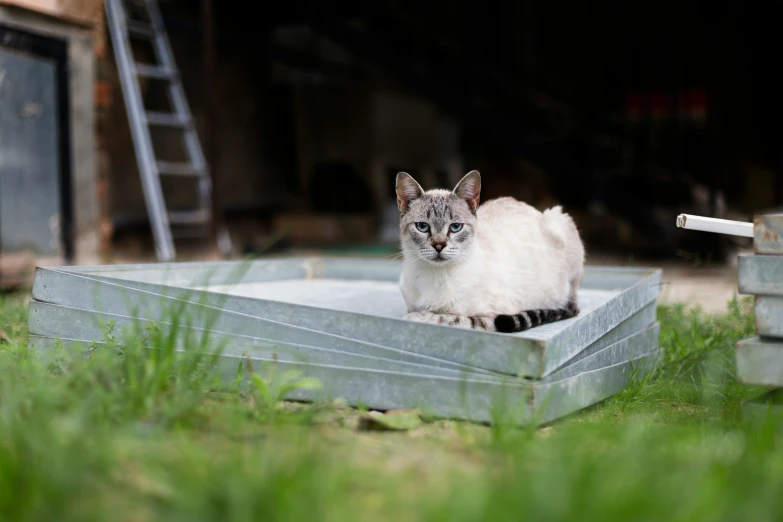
[0,0,102,27]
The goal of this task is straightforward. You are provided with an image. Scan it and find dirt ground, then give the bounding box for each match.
[588,253,742,314]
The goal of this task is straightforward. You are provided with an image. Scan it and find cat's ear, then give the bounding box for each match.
[396,172,424,213]
[453,170,481,212]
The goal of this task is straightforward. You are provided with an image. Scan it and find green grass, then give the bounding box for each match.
[2,291,783,521]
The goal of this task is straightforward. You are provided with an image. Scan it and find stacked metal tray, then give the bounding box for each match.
[28,257,662,424]
[737,215,783,417]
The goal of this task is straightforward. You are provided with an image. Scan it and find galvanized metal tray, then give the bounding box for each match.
[31,257,661,378]
[736,254,783,338]
[26,294,656,379]
[738,254,783,296]
[749,297,783,338]
[27,300,659,383]
[28,327,659,425]
[737,336,783,387]
[753,214,783,255]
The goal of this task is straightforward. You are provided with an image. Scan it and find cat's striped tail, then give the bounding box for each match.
[494,301,579,333]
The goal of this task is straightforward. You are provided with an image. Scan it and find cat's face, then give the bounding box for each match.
[396,171,481,266]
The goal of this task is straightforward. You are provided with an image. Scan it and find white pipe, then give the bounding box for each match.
[676,214,753,238]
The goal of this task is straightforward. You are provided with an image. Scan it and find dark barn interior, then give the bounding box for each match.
[103,0,783,262]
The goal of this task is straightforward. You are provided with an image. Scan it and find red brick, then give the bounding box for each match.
[94,80,112,108]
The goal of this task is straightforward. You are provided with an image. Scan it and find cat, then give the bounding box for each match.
[396,170,585,333]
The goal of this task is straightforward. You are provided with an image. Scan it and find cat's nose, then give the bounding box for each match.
[433,242,446,252]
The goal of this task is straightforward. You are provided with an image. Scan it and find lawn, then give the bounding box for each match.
[1,290,782,521]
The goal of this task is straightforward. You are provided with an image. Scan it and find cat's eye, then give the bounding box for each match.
[449,223,464,233]
[415,222,430,233]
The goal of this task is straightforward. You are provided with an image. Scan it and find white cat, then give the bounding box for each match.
[397,170,585,333]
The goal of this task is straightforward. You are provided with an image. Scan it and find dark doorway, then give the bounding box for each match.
[0,23,73,262]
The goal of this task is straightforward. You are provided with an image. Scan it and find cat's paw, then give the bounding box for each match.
[404,311,438,323]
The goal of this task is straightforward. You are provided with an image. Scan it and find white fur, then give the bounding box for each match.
[400,196,585,321]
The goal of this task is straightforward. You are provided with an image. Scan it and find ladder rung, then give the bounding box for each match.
[157,161,202,177]
[145,111,189,127]
[126,20,155,38]
[168,209,211,225]
[135,63,175,79]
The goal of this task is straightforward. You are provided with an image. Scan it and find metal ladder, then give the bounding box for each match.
[105,0,231,262]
